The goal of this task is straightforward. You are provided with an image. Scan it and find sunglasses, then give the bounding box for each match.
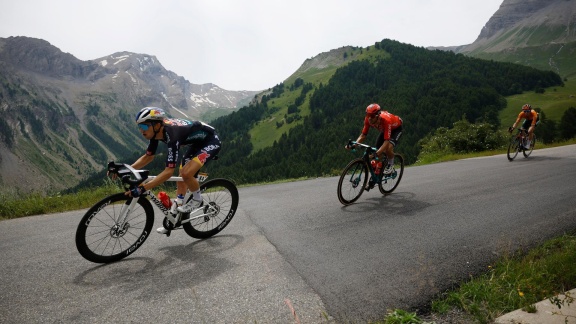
[138,123,152,131]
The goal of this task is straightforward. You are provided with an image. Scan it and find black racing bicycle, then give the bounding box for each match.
[337,140,404,205]
[75,161,239,263]
[507,128,536,161]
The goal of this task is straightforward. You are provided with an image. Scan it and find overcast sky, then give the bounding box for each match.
[1,0,503,91]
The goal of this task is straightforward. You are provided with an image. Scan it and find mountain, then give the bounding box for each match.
[248,0,576,159]
[455,0,576,78]
[0,36,258,192]
[2,0,574,192]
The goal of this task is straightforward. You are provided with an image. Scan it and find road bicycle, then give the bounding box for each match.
[507,128,536,161]
[337,140,404,205]
[75,161,239,263]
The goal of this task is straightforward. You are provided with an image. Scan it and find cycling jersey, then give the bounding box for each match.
[362,111,402,141]
[145,118,220,168]
[514,110,539,126]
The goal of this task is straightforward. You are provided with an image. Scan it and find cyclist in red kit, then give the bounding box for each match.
[347,103,403,176]
[508,104,539,149]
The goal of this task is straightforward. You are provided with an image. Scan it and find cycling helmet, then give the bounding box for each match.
[522,104,532,111]
[366,103,381,116]
[135,107,167,123]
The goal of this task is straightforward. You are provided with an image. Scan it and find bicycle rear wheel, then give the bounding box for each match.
[337,158,368,205]
[523,134,536,158]
[379,154,404,195]
[182,178,239,239]
[507,136,520,161]
[75,193,154,263]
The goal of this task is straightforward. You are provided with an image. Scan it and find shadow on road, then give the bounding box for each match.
[72,234,244,300]
[339,191,432,217]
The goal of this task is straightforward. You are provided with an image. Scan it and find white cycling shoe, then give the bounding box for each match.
[156,226,170,234]
[383,164,394,175]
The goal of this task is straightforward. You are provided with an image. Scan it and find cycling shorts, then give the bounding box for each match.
[376,125,403,148]
[181,135,221,168]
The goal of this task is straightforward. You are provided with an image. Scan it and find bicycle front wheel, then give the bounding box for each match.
[523,134,536,158]
[337,158,368,205]
[75,193,154,263]
[379,153,404,195]
[183,178,239,239]
[507,137,520,161]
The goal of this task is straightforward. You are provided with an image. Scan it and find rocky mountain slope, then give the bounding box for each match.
[0,36,258,192]
[458,0,576,77]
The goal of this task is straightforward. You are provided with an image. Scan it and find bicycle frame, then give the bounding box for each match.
[338,140,404,205]
[115,166,212,230]
[515,129,528,149]
[349,141,385,182]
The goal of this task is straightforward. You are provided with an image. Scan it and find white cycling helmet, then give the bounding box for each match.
[135,107,167,123]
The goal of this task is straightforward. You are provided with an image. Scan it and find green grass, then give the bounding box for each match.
[370,232,576,324]
[430,234,576,324]
[499,78,576,129]
[249,45,388,152]
[0,180,123,220]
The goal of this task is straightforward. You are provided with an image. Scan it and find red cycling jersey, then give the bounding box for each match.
[362,111,402,141]
[514,110,539,126]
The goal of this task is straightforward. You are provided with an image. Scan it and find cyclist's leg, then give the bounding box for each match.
[385,126,403,163]
[180,137,221,203]
[365,133,385,189]
[521,120,532,145]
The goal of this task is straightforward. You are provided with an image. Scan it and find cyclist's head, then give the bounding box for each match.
[366,103,381,117]
[135,107,167,124]
[522,104,532,112]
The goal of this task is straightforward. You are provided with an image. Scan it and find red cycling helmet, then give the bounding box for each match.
[366,103,381,116]
[522,104,532,111]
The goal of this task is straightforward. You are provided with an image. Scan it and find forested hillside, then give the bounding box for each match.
[206,40,562,185]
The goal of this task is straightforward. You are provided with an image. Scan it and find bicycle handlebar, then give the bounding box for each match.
[107,161,149,187]
[346,140,377,152]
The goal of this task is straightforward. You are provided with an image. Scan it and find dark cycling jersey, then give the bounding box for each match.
[145,118,220,168]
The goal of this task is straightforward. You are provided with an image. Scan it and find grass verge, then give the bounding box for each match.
[373,233,576,324]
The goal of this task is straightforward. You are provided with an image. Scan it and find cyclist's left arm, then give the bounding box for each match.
[141,167,175,191]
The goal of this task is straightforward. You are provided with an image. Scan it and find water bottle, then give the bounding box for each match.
[371,160,382,175]
[158,192,172,209]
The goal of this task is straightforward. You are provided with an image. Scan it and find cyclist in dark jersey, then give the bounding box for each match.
[128,107,221,234]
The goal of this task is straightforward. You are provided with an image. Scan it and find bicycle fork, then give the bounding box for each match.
[112,197,141,237]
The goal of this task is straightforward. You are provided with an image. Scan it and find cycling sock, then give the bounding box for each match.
[388,157,394,165]
[192,189,202,201]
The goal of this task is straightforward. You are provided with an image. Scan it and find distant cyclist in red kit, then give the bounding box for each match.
[347,103,403,177]
[508,104,539,149]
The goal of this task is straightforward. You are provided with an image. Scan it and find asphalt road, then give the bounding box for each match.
[1,145,575,323]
